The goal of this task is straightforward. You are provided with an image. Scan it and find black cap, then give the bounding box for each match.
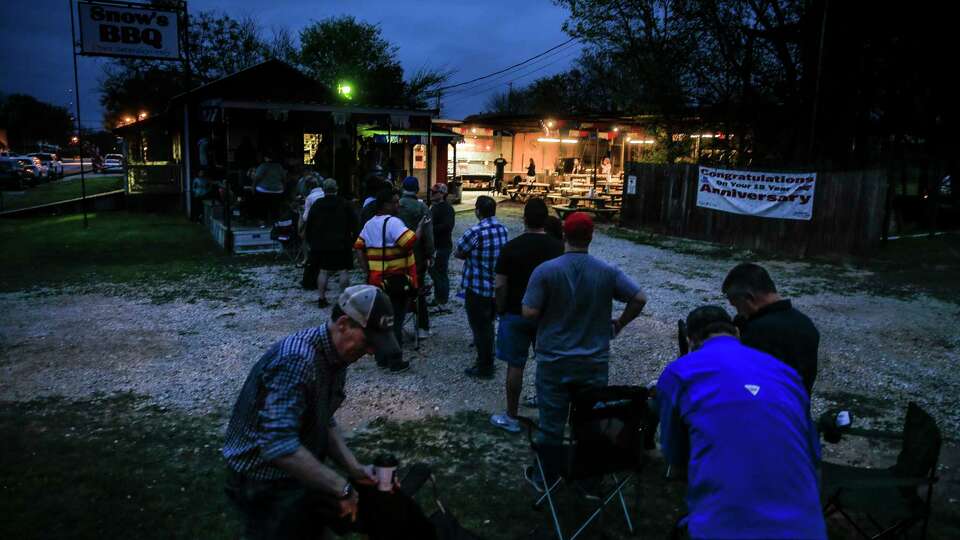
[337,285,402,359]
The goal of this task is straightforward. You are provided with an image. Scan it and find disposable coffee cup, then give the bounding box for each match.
[374,454,399,492]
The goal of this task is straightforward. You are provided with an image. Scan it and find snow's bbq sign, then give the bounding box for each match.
[696,166,817,221]
[78,1,181,60]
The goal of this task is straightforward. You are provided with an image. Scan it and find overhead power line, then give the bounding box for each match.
[442,48,582,107]
[441,43,578,97]
[435,37,577,93]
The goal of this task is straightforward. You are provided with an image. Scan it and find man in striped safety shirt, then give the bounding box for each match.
[354,187,417,373]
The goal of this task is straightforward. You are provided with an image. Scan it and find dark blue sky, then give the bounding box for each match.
[0,0,581,130]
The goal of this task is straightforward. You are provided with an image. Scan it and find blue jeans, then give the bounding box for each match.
[496,313,537,368]
[535,358,609,445]
[430,247,452,303]
[465,290,496,369]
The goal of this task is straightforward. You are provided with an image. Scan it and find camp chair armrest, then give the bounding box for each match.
[830,475,939,489]
[515,416,575,445]
[843,427,904,440]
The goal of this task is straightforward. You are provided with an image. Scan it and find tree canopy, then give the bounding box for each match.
[298,16,449,109]
[0,94,74,152]
[99,12,448,127]
[484,0,955,167]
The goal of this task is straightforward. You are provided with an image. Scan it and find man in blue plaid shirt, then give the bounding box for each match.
[223,285,403,538]
[455,195,510,379]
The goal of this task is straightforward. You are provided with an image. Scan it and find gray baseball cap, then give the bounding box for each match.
[337,285,401,358]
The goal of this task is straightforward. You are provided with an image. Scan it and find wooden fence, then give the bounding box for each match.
[619,164,888,257]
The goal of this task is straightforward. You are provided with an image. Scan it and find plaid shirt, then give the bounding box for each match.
[223,324,346,480]
[456,216,509,298]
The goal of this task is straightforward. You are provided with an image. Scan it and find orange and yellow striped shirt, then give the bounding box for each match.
[354,215,418,288]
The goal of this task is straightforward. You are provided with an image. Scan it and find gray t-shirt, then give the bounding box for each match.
[522,252,642,363]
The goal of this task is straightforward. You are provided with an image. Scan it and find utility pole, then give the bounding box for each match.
[68,0,87,228]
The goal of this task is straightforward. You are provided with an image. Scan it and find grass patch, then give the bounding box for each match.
[2,395,958,539]
[851,233,960,302]
[0,396,684,540]
[0,211,270,299]
[0,176,124,212]
[0,394,238,539]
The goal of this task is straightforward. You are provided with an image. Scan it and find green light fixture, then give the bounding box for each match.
[337,82,354,100]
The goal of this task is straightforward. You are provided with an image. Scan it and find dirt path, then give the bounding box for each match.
[2,211,959,438]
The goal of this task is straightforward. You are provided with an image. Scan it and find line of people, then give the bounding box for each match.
[453,196,824,537]
[232,186,826,538]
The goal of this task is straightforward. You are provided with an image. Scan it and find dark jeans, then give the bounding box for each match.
[225,472,355,539]
[465,290,496,369]
[256,191,285,223]
[415,269,429,331]
[302,251,320,290]
[225,471,435,540]
[429,247,451,304]
[535,358,609,445]
[376,284,407,368]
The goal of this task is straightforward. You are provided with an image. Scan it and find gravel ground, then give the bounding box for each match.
[2,204,959,439]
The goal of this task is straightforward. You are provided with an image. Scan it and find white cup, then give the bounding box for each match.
[376,466,396,492]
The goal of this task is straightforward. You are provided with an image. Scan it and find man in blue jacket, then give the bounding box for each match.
[656,305,826,539]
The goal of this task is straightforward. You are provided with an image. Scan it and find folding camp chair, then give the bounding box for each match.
[270,218,302,263]
[822,402,941,539]
[399,463,484,540]
[518,386,652,540]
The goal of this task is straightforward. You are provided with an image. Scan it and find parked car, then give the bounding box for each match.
[28,153,64,178]
[11,157,42,186]
[102,154,124,173]
[0,158,30,190]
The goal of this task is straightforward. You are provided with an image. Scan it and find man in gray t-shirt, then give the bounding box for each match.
[522,212,647,445]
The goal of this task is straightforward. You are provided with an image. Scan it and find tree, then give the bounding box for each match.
[482,48,632,115]
[0,94,74,151]
[554,0,698,114]
[99,10,270,127]
[299,16,450,108]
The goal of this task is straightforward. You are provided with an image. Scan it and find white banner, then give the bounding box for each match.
[78,2,180,60]
[696,166,817,221]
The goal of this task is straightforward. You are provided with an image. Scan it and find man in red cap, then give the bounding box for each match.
[521,212,648,452]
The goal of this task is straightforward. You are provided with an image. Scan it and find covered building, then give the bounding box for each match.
[454,112,740,186]
[114,60,458,252]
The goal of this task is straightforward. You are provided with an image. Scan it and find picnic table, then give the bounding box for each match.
[506,182,551,201]
[550,195,620,222]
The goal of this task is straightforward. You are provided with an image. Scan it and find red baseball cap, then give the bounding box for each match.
[563,211,594,239]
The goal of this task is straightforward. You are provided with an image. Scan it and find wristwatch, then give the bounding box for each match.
[338,481,353,500]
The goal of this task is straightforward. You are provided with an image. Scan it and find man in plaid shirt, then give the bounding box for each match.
[223,285,403,538]
[455,195,510,379]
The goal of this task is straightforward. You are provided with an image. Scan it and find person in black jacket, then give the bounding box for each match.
[428,183,456,307]
[722,262,820,394]
[303,178,360,307]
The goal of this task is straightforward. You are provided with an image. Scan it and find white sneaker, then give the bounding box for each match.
[490,413,521,433]
[416,329,432,339]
